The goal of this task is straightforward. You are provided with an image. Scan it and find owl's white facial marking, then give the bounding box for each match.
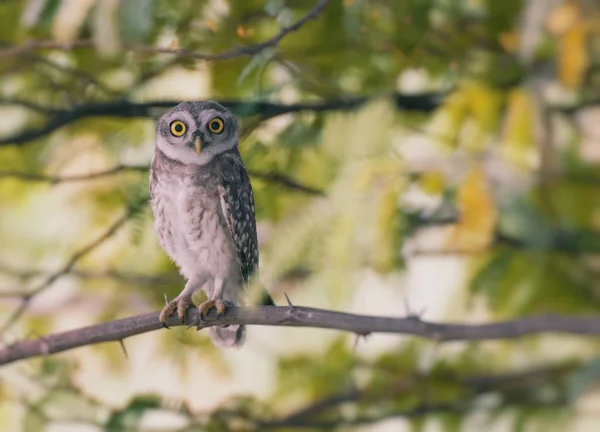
[155,101,239,167]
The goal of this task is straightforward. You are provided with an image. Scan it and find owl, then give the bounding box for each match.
[149,100,272,347]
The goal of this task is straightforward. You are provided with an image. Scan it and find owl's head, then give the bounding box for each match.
[155,101,239,166]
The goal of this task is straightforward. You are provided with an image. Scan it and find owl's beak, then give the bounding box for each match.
[194,136,203,154]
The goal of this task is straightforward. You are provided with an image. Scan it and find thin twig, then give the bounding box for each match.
[0,213,130,336]
[3,307,600,366]
[0,263,180,288]
[0,164,147,183]
[0,164,324,195]
[260,401,563,429]
[0,0,331,61]
[248,170,324,195]
[261,402,468,429]
[0,98,60,113]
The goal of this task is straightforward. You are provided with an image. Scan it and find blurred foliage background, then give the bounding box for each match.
[1,0,600,430]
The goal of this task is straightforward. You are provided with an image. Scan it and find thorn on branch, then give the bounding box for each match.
[28,332,51,358]
[8,306,600,366]
[352,333,362,352]
[118,339,128,360]
[284,292,295,308]
[403,297,425,322]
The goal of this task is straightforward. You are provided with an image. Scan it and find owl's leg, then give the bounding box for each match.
[198,277,227,319]
[159,276,205,327]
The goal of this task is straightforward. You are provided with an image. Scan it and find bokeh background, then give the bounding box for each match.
[2,0,600,430]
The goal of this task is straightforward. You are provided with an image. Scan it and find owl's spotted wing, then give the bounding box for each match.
[217,152,259,285]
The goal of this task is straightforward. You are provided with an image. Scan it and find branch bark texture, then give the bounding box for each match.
[2,306,600,366]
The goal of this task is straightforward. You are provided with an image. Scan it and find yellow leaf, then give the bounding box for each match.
[501,88,536,167]
[448,167,496,251]
[462,84,502,152]
[431,90,469,147]
[374,179,404,272]
[546,1,580,35]
[558,22,589,88]
[431,85,500,151]
[499,30,519,53]
[236,25,247,38]
[419,171,446,195]
[205,19,218,32]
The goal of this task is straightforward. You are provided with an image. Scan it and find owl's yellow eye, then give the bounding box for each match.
[208,117,225,134]
[169,120,187,137]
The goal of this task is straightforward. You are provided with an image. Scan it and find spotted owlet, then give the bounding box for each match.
[149,100,272,347]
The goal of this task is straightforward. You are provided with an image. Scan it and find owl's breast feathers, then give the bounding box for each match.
[150,148,259,284]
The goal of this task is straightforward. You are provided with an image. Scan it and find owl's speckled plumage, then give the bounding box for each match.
[149,101,266,347]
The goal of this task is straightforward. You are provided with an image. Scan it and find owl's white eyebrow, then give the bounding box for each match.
[198,109,228,123]
[164,110,195,125]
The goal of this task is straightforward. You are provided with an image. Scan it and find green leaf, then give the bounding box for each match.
[41,390,99,423]
[105,395,162,430]
[567,356,600,402]
[23,409,45,432]
[119,0,155,43]
[497,199,555,249]
[264,0,284,16]
[28,0,61,35]
[437,412,462,432]
[237,47,277,87]
[469,248,513,296]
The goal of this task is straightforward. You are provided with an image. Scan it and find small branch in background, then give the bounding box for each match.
[261,400,563,429]
[0,0,331,61]
[0,213,130,336]
[262,360,570,428]
[4,306,600,366]
[0,164,324,195]
[247,170,324,195]
[261,402,468,429]
[10,360,569,429]
[32,54,122,98]
[0,93,443,146]
[0,164,147,183]
[0,98,61,114]
[0,264,181,296]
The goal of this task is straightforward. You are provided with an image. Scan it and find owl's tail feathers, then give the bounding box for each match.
[209,324,246,347]
[208,290,272,347]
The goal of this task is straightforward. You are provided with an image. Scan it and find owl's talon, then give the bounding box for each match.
[159,300,177,326]
[198,299,226,320]
[159,297,192,326]
[177,298,192,323]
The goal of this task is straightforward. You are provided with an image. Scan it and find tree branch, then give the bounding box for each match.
[0,93,443,146]
[3,306,600,366]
